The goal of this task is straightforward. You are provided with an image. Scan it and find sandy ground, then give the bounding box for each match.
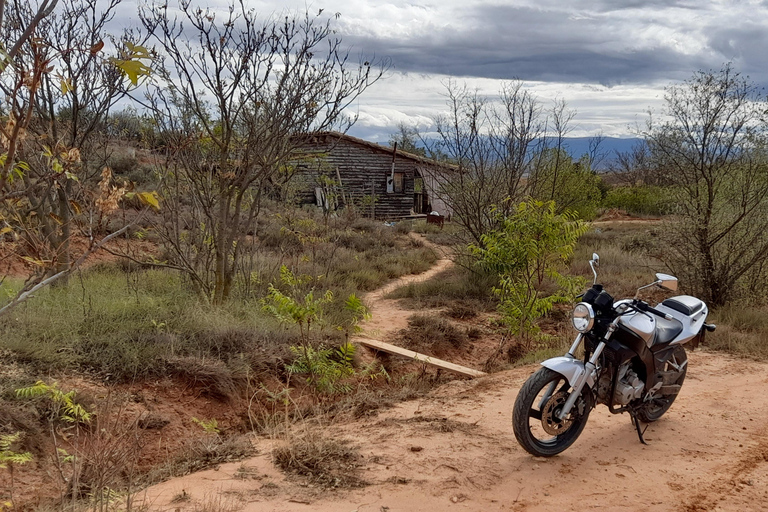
[357,235,454,344]
[140,237,768,512]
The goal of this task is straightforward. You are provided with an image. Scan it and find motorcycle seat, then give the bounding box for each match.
[653,316,684,346]
[662,296,704,317]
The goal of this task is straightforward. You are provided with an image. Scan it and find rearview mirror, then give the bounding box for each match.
[655,273,678,292]
[592,253,599,267]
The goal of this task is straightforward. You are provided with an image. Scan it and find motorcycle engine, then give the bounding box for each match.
[597,362,645,406]
[614,364,645,405]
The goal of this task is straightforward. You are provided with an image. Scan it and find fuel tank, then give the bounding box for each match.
[617,310,655,347]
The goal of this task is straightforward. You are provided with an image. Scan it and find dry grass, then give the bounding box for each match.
[272,430,365,489]
[398,314,469,357]
[386,266,497,312]
[707,305,768,359]
[189,493,243,512]
[377,415,479,435]
[144,434,255,484]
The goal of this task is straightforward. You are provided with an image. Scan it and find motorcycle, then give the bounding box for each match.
[512,253,716,457]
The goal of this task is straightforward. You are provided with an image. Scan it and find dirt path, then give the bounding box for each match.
[140,244,768,512]
[356,234,453,342]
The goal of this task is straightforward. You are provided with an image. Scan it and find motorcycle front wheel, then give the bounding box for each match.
[513,367,591,457]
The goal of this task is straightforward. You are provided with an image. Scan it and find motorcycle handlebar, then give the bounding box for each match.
[633,301,674,321]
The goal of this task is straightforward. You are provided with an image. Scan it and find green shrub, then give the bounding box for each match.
[602,185,673,216]
[473,199,588,345]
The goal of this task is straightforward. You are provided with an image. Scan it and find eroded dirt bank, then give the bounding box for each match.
[141,348,768,512]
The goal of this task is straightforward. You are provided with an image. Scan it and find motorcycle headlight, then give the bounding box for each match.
[571,302,594,333]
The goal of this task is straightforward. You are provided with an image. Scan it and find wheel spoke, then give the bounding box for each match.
[529,408,542,420]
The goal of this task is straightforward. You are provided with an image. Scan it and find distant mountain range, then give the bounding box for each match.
[558,137,643,169]
[348,126,643,171]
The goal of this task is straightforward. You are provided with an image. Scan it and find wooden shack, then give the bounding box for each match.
[291,132,452,219]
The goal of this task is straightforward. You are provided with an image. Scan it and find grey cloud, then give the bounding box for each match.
[588,0,698,12]
[342,2,762,87]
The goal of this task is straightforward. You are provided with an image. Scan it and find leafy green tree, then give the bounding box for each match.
[529,148,603,219]
[473,200,588,354]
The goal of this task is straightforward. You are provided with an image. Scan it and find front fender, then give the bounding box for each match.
[541,355,596,388]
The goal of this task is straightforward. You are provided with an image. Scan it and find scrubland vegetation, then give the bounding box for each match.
[2,0,768,507]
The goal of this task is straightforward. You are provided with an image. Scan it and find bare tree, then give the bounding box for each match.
[492,80,546,201]
[425,80,549,245]
[428,81,500,244]
[527,98,575,202]
[0,0,153,316]
[8,0,146,277]
[648,64,768,305]
[586,131,606,171]
[140,2,385,303]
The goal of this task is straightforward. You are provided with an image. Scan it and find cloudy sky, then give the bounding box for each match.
[121,0,768,142]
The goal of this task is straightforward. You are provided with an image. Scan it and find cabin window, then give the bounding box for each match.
[393,172,404,193]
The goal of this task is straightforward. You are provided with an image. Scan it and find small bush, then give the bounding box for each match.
[399,314,467,356]
[146,434,255,482]
[272,431,365,488]
[411,220,442,235]
[602,185,673,216]
[108,153,138,176]
[443,302,479,320]
[386,267,496,310]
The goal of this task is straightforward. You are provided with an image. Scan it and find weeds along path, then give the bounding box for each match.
[142,349,768,512]
[356,233,454,343]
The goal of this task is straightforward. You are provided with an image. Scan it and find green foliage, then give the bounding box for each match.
[602,185,673,216]
[0,432,32,469]
[473,199,588,343]
[285,343,357,395]
[191,417,220,435]
[15,381,92,424]
[388,123,427,157]
[108,42,153,86]
[261,266,334,340]
[263,266,379,395]
[529,149,604,219]
[339,294,370,342]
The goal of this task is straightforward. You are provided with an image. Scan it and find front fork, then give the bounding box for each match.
[556,320,619,420]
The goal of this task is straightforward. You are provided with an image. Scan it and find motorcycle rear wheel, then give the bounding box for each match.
[513,367,591,457]
[637,346,687,423]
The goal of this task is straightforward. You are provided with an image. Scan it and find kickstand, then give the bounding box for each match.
[631,413,649,445]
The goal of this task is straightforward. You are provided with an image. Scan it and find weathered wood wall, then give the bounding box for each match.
[292,134,417,219]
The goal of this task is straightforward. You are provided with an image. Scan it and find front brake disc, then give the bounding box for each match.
[541,391,574,436]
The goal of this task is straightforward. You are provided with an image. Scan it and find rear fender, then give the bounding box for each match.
[541,355,596,388]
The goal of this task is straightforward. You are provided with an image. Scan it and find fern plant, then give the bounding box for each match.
[0,432,32,511]
[15,380,92,424]
[339,294,371,343]
[15,381,92,504]
[263,267,377,396]
[191,417,220,435]
[285,343,357,395]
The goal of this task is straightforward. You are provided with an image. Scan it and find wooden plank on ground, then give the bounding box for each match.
[357,338,486,378]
